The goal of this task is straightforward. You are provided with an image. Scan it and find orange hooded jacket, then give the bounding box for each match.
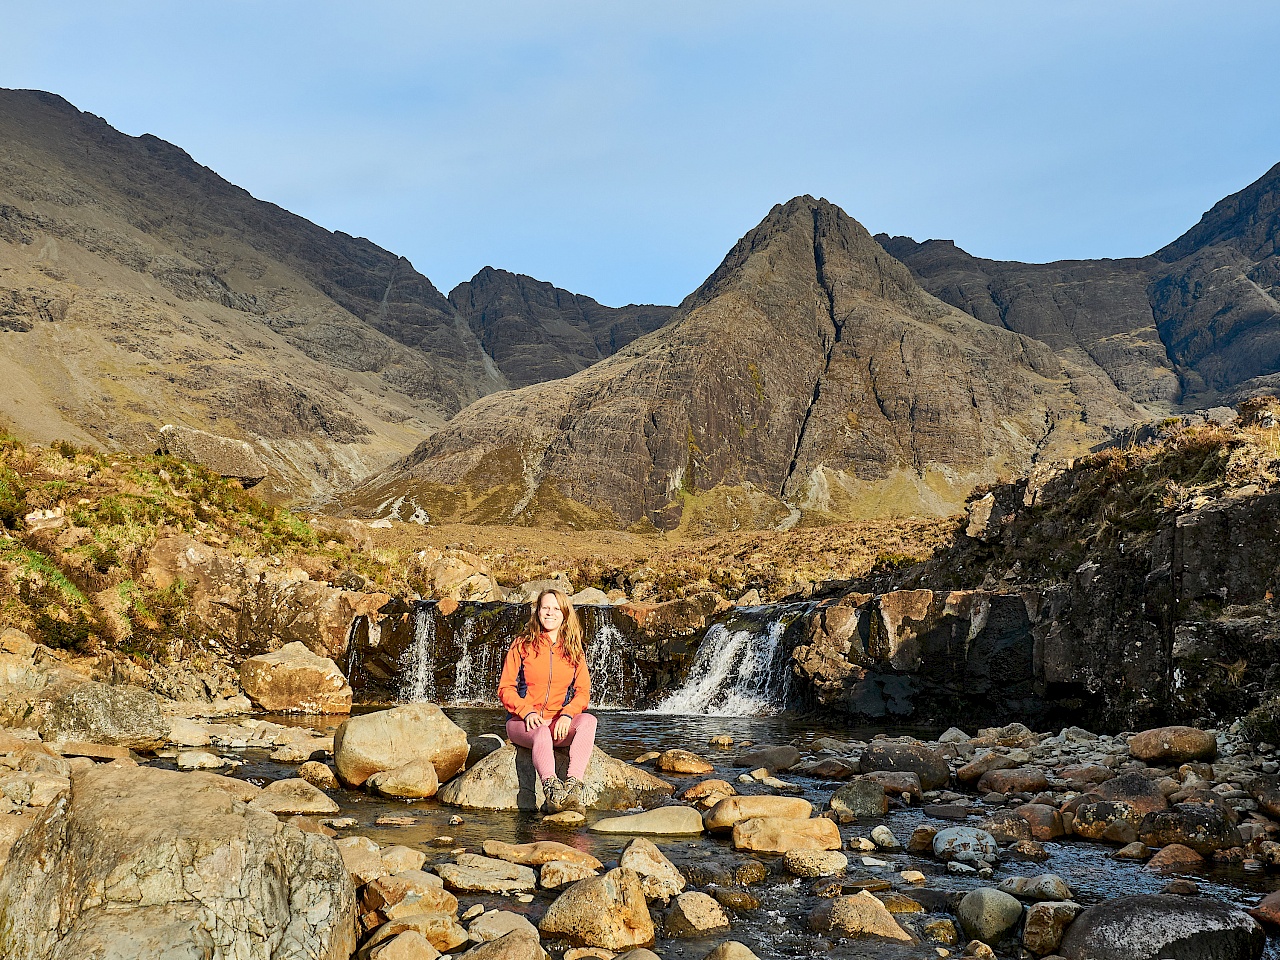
[497,637,591,720]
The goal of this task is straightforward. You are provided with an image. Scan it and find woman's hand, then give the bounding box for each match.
[524,712,546,731]
[553,715,572,740]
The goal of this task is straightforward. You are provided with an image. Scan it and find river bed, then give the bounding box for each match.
[172,707,1280,959]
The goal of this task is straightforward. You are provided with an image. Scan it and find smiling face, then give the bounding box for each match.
[536,592,565,636]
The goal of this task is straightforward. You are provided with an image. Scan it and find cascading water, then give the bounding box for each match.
[653,617,793,716]
[585,615,628,708]
[398,605,437,703]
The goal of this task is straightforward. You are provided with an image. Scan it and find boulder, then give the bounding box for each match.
[1139,804,1242,856]
[482,840,601,869]
[666,892,730,937]
[539,860,598,890]
[827,780,889,819]
[362,870,458,921]
[731,816,841,853]
[361,930,442,960]
[239,642,352,714]
[1128,727,1217,763]
[782,850,848,877]
[591,806,704,835]
[1090,771,1170,816]
[538,868,655,950]
[468,910,540,943]
[248,777,340,815]
[1071,801,1143,844]
[978,810,1032,843]
[998,875,1073,902]
[1247,890,1280,929]
[39,681,168,750]
[0,764,355,959]
[957,752,1018,786]
[438,745,672,812]
[1059,894,1264,960]
[977,767,1049,795]
[436,855,536,894]
[455,930,546,959]
[932,827,999,864]
[368,760,440,799]
[681,779,736,809]
[299,760,341,790]
[1023,901,1081,956]
[364,914,468,954]
[808,891,912,942]
[733,745,801,772]
[337,835,389,885]
[1015,803,1065,841]
[1145,843,1205,872]
[957,888,1024,943]
[701,944,759,960]
[657,749,714,775]
[859,741,950,790]
[619,838,685,902]
[334,703,469,787]
[860,770,923,802]
[703,795,813,832]
[158,423,267,486]
[1059,763,1114,789]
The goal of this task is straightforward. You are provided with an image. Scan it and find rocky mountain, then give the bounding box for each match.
[879,160,1280,409]
[350,197,1140,529]
[449,267,674,388]
[0,88,508,501]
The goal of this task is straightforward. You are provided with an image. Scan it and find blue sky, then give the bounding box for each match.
[6,1,1279,307]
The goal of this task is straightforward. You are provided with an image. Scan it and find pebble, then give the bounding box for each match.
[900,870,926,884]
[870,825,900,850]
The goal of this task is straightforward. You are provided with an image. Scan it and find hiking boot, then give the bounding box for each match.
[562,776,586,812]
[542,777,567,814]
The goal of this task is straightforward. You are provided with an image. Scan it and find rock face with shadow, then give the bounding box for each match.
[437,744,673,811]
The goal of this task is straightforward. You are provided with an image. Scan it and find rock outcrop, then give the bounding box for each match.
[157,424,268,487]
[0,764,356,959]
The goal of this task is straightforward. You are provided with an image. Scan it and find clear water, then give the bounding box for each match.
[201,708,1280,960]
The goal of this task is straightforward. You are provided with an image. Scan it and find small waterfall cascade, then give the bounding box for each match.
[653,616,793,716]
[582,609,643,708]
[398,605,438,703]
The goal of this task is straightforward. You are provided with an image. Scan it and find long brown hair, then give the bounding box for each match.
[518,588,585,665]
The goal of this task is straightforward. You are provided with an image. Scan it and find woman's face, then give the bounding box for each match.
[537,594,565,634]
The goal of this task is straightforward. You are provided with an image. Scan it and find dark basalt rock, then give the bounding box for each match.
[1059,894,1265,960]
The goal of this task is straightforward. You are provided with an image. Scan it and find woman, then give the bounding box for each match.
[497,588,597,813]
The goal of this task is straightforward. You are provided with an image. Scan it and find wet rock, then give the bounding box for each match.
[439,745,672,812]
[1059,894,1264,960]
[703,795,812,832]
[175,749,227,771]
[923,918,960,944]
[1091,771,1170,816]
[977,767,1049,795]
[998,875,1073,902]
[249,777,339,815]
[1114,841,1150,860]
[539,860,599,891]
[1163,879,1201,896]
[1145,843,1206,872]
[39,681,168,751]
[1246,777,1280,819]
[860,741,950,790]
[619,837,684,902]
[711,887,760,911]
[239,641,352,714]
[782,850,848,877]
[437,855,537,894]
[870,825,900,849]
[1071,801,1143,844]
[1129,726,1218,764]
[1139,804,1242,856]
[1059,763,1114,789]
[299,760,340,790]
[369,759,440,799]
[731,816,842,853]
[877,892,924,914]
[1247,890,1280,929]
[538,867,655,950]
[334,704,469,788]
[978,810,1031,843]
[1015,803,1065,840]
[957,888,1024,943]
[860,770,923,802]
[657,749,714,775]
[922,803,971,821]
[1023,900,1081,955]
[962,941,996,959]
[681,779,736,809]
[482,840,602,869]
[795,757,860,779]
[933,827,999,864]
[733,745,801,772]
[909,825,939,851]
[665,891,730,937]
[591,806,704,835]
[808,891,912,942]
[0,764,355,959]
[958,752,1017,786]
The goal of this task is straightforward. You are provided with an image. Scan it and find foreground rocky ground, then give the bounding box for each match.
[2,625,1280,958]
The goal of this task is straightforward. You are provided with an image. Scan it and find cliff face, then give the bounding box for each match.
[352,197,1137,528]
[881,160,1280,410]
[449,267,674,388]
[0,89,505,500]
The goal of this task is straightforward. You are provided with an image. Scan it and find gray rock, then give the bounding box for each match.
[957,887,1024,943]
[467,909,540,943]
[665,891,730,937]
[1060,894,1265,960]
[437,855,537,894]
[932,826,999,864]
[998,874,1073,902]
[591,806,704,836]
[334,703,468,788]
[39,681,169,751]
[826,779,888,819]
[158,424,267,486]
[860,741,951,790]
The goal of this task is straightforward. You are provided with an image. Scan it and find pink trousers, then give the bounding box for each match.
[506,712,597,782]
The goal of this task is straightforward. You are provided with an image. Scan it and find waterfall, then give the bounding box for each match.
[586,615,627,708]
[451,615,505,704]
[653,618,792,716]
[398,605,437,703]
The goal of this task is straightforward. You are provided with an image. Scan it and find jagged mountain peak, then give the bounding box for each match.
[1157,160,1280,264]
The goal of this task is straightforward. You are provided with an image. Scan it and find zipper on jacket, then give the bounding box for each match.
[542,641,554,715]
